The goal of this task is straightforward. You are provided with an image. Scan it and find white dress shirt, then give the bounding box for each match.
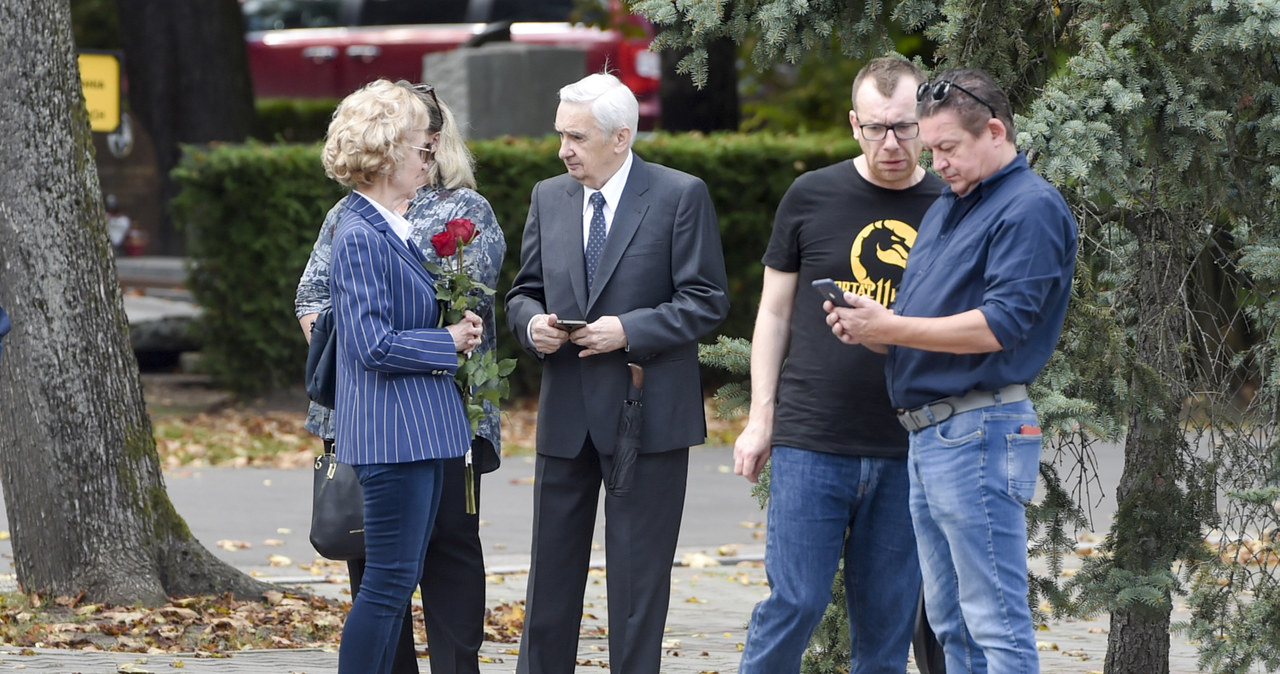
[580,151,634,251]
[357,191,413,245]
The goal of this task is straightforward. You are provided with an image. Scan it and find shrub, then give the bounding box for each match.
[250,98,340,143]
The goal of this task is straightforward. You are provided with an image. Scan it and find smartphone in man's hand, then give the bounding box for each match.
[553,319,588,331]
[811,278,853,308]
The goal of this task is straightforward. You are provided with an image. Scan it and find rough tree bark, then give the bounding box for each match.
[114,0,255,254]
[1105,215,1201,673]
[0,0,270,606]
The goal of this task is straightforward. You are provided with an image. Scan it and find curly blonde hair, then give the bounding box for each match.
[322,79,431,188]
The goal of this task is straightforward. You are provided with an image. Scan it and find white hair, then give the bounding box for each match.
[559,73,639,148]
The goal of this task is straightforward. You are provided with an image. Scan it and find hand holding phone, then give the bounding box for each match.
[553,319,588,332]
[811,278,853,308]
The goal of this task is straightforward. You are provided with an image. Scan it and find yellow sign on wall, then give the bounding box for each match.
[78,52,122,133]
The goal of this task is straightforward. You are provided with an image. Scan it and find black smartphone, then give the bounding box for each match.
[553,319,588,331]
[811,278,853,307]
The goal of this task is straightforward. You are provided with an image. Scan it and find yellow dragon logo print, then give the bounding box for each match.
[845,219,916,305]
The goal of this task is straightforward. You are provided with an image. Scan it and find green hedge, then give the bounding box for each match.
[171,133,860,397]
[251,98,340,143]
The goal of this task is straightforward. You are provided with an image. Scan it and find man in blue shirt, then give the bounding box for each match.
[826,67,1077,673]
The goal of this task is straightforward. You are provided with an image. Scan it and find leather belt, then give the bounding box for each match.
[896,384,1028,432]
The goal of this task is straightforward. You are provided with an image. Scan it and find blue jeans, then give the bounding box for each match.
[339,459,444,674]
[908,400,1041,673]
[740,447,920,674]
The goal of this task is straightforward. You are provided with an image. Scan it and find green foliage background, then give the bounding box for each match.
[636,0,1280,671]
[171,133,858,397]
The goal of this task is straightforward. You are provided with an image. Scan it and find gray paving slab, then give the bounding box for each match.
[0,444,1229,672]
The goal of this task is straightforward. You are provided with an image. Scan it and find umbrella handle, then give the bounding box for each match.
[628,363,645,390]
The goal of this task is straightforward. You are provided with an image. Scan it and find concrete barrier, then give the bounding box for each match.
[424,43,586,139]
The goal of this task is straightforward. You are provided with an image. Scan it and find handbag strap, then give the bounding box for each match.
[317,439,339,476]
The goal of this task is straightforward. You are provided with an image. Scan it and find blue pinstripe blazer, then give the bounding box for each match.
[330,192,470,466]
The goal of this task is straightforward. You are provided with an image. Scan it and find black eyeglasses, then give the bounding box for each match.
[917,80,998,120]
[858,122,920,142]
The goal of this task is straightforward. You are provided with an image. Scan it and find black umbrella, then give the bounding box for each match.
[606,363,644,497]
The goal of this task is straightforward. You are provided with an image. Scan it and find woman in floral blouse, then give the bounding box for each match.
[296,83,504,674]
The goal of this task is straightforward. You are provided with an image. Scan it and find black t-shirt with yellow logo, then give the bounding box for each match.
[763,160,945,458]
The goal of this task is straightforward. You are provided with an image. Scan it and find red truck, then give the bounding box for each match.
[242,0,661,127]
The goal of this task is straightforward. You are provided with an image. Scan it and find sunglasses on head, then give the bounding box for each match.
[412,82,438,106]
[917,80,998,120]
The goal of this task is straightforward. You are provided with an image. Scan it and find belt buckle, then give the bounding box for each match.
[896,408,917,432]
[898,405,934,432]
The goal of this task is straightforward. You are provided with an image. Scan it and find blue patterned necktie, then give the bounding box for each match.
[585,191,607,288]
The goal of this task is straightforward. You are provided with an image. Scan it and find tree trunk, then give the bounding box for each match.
[0,0,270,606]
[1105,416,1176,674]
[660,37,740,132]
[1104,214,1198,673]
[114,0,254,254]
[1107,602,1171,674]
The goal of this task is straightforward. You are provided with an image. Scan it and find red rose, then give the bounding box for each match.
[430,229,457,257]
[444,218,478,245]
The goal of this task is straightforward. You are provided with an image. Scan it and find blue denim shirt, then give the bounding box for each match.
[887,153,1077,410]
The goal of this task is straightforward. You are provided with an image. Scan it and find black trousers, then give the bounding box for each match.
[347,453,484,674]
[517,444,689,674]
[914,591,947,674]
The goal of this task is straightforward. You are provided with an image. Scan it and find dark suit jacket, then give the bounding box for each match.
[506,155,729,458]
[331,192,471,466]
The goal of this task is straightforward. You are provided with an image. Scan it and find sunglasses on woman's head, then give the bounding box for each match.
[412,83,438,106]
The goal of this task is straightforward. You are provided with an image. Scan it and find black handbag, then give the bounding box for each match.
[309,442,365,560]
[305,307,337,408]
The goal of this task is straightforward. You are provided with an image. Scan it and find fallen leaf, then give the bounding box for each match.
[215,540,251,551]
[681,552,720,568]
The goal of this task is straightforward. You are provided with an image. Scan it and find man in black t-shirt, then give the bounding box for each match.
[735,58,945,674]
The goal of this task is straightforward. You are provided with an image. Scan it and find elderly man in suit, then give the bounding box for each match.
[505,72,730,674]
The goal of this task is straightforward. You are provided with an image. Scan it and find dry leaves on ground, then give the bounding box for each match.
[0,590,539,655]
[0,591,345,653]
[483,601,525,643]
[151,403,544,468]
[148,392,740,469]
[153,410,316,469]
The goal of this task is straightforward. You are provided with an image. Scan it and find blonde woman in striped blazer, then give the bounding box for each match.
[320,79,483,674]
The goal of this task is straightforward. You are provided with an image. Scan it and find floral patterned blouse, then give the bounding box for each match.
[295,186,506,468]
